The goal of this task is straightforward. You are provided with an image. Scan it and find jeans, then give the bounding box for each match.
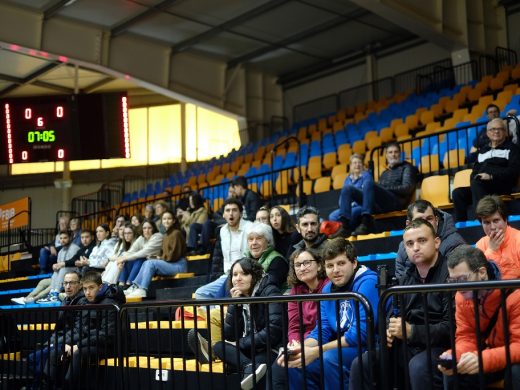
[194,274,228,299]
[188,223,203,249]
[329,206,362,228]
[118,258,145,284]
[39,248,57,274]
[288,347,360,390]
[133,258,187,290]
[338,181,404,221]
[201,220,218,251]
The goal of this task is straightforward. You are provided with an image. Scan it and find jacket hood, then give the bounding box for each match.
[436,209,457,239]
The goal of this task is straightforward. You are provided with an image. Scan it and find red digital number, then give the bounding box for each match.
[24,108,32,119]
[57,149,65,159]
[56,106,64,118]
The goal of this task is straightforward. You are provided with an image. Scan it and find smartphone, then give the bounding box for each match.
[436,357,454,369]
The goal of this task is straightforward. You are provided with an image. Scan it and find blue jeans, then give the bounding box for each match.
[39,248,57,274]
[194,274,228,299]
[329,206,362,228]
[188,223,203,249]
[118,258,145,284]
[133,258,187,290]
[339,182,404,220]
[288,347,359,390]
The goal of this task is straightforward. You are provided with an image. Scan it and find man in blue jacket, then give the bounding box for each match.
[279,237,379,389]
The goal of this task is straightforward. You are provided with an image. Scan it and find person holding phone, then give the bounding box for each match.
[438,245,520,389]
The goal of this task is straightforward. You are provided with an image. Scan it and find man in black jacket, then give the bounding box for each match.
[45,271,125,387]
[350,219,451,389]
[231,176,262,222]
[67,230,96,276]
[394,200,465,279]
[334,142,418,237]
[289,206,328,259]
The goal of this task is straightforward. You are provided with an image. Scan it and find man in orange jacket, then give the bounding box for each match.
[475,195,520,278]
[438,245,520,389]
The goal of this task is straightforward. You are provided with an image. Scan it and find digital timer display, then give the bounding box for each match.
[0,92,130,164]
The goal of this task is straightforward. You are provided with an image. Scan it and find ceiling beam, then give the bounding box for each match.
[170,0,290,53]
[82,76,115,93]
[111,0,180,37]
[43,0,74,20]
[227,8,369,68]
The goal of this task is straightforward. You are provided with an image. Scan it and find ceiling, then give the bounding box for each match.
[0,0,419,103]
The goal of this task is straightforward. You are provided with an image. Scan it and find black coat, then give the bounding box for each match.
[64,284,125,349]
[223,275,283,355]
[64,240,96,268]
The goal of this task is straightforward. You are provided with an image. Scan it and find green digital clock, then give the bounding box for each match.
[27,130,56,143]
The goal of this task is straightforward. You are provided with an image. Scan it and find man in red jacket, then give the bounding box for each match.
[438,245,520,389]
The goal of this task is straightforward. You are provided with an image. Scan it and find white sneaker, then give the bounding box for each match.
[124,284,137,295]
[241,363,267,390]
[126,288,147,298]
[11,297,26,305]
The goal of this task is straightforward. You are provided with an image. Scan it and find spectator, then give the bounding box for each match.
[452,118,520,221]
[82,224,117,273]
[395,199,465,279]
[213,257,283,390]
[26,270,83,386]
[39,216,70,274]
[474,195,520,277]
[176,184,192,212]
[143,204,154,220]
[334,142,418,236]
[194,198,252,299]
[154,200,169,233]
[36,230,81,303]
[116,219,163,288]
[126,211,187,298]
[255,206,270,224]
[244,222,289,289]
[439,245,520,388]
[280,238,379,389]
[65,230,96,277]
[111,215,127,238]
[131,214,144,228]
[467,103,501,163]
[102,224,137,285]
[271,248,329,389]
[289,206,328,259]
[231,176,262,222]
[269,206,300,261]
[183,192,209,253]
[45,271,125,388]
[69,217,82,246]
[329,153,373,238]
[350,218,451,389]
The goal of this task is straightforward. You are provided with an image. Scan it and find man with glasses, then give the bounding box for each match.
[27,271,83,387]
[395,200,465,279]
[453,118,520,221]
[289,206,328,258]
[438,245,520,389]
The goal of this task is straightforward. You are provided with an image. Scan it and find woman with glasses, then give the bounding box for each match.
[271,248,329,389]
[102,223,137,285]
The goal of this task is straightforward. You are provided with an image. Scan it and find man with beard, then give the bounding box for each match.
[288,206,328,259]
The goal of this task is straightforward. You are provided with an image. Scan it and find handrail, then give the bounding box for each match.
[270,136,304,207]
[6,209,30,272]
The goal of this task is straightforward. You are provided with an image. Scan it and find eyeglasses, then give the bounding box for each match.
[446,271,476,283]
[63,281,79,286]
[294,259,316,269]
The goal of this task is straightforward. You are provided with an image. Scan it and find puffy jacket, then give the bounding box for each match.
[453,262,520,373]
[378,161,418,208]
[398,254,451,352]
[395,210,466,278]
[64,240,96,268]
[223,275,283,355]
[64,284,125,349]
[307,265,379,347]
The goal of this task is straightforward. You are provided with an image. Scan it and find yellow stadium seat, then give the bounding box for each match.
[420,154,440,174]
[379,127,394,143]
[352,140,366,155]
[338,144,352,164]
[405,114,419,129]
[367,135,382,151]
[260,180,272,198]
[443,149,465,169]
[307,156,322,180]
[331,163,348,179]
[394,123,409,138]
[296,180,313,196]
[421,175,451,208]
[314,177,331,193]
[420,110,434,126]
[390,118,403,130]
[333,172,348,190]
[453,168,472,189]
[275,171,290,194]
[322,152,337,170]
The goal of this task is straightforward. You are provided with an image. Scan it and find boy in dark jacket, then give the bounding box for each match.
[45,271,125,387]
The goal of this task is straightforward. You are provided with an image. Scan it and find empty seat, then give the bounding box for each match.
[314,177,331,193]
[443,149,466,169]
[333,172,348,190]
[421,175,450,207]
[453,168,472,189]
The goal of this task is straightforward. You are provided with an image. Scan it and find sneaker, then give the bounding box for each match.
[241,363,267,390]
[36,295,55,304]
[11,297,26,305]
[329,226,352,239]
[24,297,35,304]
[187,329,210,364]
[353,215,375,236]
[124,284,137,295]
[126,288,147,298]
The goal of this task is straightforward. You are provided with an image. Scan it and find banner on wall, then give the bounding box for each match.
[0,197,30,232]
